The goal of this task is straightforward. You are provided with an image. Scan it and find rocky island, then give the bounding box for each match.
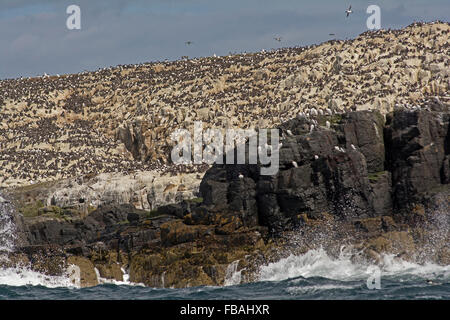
[0,22,449,288]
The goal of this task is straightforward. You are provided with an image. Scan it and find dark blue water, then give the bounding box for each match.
[0,275,448,300]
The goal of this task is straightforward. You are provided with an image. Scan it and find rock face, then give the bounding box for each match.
[5,107,448,288]
[197,108,449,233]
[199,110,391,232]
[385,109,450,210]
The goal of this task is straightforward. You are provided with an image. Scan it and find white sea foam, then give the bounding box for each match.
[94,267,145,287]
[0,266,77,288]
[258,246,450,283]
[224,260,243,286]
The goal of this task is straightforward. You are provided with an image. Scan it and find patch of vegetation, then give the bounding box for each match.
[19,201,73,220]
[13,181,56,194]
[147,209,164,219]
[186,197,203,204]
[20,200,45,217]
[368,171,386,182]
[329,114,343,125]
[87,205,97,215]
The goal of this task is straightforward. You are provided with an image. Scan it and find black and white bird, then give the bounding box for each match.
[345,5,352,17]
[274,37,282,42]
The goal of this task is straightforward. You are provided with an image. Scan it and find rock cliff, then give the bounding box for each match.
[3,107,448,287]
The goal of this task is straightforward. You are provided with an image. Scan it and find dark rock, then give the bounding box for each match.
[341,111,385,173]
[385,110,450,210]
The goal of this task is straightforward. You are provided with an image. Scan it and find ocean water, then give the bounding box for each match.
[0,247,449,300]
[1,193,449,300]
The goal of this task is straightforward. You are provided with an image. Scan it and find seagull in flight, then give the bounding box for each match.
[185,41,193,46]
[345,5,352,17]
[274,37,282,42]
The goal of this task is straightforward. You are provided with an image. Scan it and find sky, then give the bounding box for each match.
[0,0,448,80]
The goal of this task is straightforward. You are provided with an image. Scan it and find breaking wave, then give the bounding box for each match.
[257,246,450,283]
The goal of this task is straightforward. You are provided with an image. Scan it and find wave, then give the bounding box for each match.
[257,246,450,283]
[0,266,77,288]
[94,267,145,287]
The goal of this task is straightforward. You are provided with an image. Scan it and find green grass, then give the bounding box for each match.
[329,114,343,125]
[186,197,203,204]
[147,209,164,219]
[20,200,45,217]
[368,171,386,182]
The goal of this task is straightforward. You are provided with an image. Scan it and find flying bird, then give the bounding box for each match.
[345,5,352,17]
[274,37,282,42]
[185,41,193,46]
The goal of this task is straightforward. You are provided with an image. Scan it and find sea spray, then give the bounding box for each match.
[0,192,81,288]
[257,246,450,283]
[224,260,242,286]
[94,266,145,287]
[0,193,17,253]
[0,265,78,288]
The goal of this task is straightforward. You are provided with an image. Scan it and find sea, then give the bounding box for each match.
[0,247,449,300]
[1,193,449,300]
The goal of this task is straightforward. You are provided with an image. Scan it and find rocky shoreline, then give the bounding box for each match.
[1,105,448,287]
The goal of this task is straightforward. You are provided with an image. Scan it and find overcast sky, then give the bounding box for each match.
[0,0,448,80]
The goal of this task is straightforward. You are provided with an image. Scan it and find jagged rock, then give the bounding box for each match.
[195,110,392,232]
[385,109,450,210]
[340,111,385,173]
